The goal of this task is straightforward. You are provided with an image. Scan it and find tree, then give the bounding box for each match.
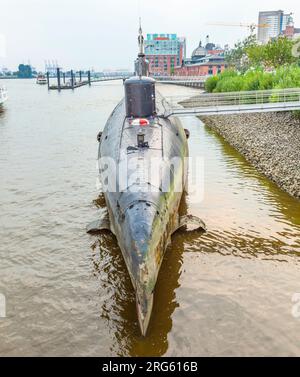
[227,35,299,72]
[263,37,297,69]
[246,44,266,68]
[17,64,33,78]
[225,34,257,72]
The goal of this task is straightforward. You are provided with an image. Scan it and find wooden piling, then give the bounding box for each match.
[71,70,74,89]
[57,67,61,91]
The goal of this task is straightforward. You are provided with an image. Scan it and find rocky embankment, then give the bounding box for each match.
[199,112,300,200]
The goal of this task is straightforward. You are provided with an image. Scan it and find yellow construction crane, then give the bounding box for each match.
[207,22,270,34]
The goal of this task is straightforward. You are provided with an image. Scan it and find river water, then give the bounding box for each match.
[0,79,300,356]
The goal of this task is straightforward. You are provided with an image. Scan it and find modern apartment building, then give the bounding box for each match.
[257,10,293,44]
[144,34,186,75]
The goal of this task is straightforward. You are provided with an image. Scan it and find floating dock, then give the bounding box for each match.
[49,81,89,90]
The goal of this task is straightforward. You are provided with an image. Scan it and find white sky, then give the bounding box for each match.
[0,0,300,71]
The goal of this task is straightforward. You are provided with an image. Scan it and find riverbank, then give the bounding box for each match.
[199,111,300,200]
[0,76,19,79]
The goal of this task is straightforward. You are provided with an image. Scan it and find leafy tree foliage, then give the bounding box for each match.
[246,37,297,69]
[226,35,299,72]
[225,34,257,73]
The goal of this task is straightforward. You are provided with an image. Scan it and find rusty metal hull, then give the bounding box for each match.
[98,98,188,335]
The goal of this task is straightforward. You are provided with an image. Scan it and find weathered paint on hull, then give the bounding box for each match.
[98,98,188,335]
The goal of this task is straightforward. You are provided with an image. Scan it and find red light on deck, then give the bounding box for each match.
[131,118,150,126]
[139,119,149,126]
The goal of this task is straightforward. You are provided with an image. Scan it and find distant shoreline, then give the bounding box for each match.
[0,77,33,80]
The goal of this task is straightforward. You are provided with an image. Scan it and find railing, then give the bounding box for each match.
[91,76,129,82]
[0,86,8,102]
[155,75,209,82]
[161,88,300,117]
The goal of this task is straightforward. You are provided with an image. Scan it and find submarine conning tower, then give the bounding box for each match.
[124,20,156,118]
[125,76,156,118]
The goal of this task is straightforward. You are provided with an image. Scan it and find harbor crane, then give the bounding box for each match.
[206,22,270,34]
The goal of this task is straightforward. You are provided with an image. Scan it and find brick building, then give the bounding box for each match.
[144,34,186,75]
[174,55,227,77]
[174,37,227,77]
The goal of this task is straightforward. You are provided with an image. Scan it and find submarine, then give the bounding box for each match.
[87,24,206,335]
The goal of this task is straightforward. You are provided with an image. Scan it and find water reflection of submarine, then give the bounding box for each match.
[92,192,206,356]
[87,27,205,336]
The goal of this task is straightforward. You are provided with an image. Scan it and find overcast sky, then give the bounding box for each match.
[1,0,300,71]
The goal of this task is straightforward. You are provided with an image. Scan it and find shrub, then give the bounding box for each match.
[218,69,238,79]
[214,76,244,92]
[258,73,274,90]
[292,110,300,120]
[205,76,219,93]
[242,71,264,91]
[205,65,300,93]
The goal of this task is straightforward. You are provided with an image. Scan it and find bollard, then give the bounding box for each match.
[46,72,50,90]
[88,70,91,86]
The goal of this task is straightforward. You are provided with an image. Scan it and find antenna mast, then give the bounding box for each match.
[138,18,144,56]
[135,18,149,77]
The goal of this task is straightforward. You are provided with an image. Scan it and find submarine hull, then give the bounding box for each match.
[98,97,188,335]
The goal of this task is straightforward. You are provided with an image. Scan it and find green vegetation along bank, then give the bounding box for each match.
[205,65,300,93]
[206,35,300,93]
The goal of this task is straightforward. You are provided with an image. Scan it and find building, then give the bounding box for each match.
[144,34,186,75]
[282,15,300,40]
[190,35,224,64]
[17,64,33,78]
[174,55,226,77]
[174,36,226,77]
[257,10,293,44]
[284,25,300,39]
[191,41,207,63]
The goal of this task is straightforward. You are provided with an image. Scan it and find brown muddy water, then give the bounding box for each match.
[0,80,300,356]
